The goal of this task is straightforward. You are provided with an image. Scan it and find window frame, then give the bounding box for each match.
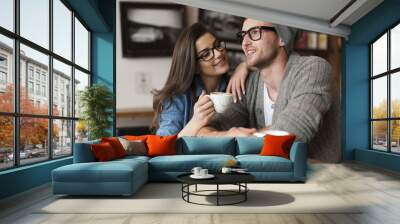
[0,53,7,68]
[0,53,7,86]
[370,20,400,154]
[0,71,7,85]
[0,0,92,171]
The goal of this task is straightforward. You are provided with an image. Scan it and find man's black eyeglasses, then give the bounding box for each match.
[196,40,226,61]
[236,26,276,42]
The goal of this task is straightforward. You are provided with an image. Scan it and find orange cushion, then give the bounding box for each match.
[91,142,118,161]
[124,135,149,141]
[260,133,296,159]
[101,137,127,158]
[146,135,177,157]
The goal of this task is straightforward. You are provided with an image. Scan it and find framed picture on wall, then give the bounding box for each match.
[120,3,186,57]
[199,9,243,42]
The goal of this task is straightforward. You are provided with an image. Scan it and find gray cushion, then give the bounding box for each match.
[118,137,147,156]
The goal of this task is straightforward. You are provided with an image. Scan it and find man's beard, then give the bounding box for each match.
[247,44,279,69]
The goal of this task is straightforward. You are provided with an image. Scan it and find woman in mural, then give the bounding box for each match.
[152,22,248,137]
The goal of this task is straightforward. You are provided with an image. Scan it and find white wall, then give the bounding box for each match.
[116,0,197,127]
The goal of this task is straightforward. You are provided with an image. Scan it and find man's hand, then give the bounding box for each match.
[226,127,256,137]
[256,126,271,133]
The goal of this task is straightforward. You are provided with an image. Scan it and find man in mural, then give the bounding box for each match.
[197,18,341,163]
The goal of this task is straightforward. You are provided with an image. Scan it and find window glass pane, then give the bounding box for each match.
[20,44,49,115]
[53,0,72,60]
[372,77,387,119]
[53,119,72,158]
[391,120,400,153]
[75,120,88,143]
[372,121,388,151]
[74,69,89,118]
[74,17,89,70]
[0,116,13,170]
[372,33,387,76]
[20,117,49,165]
[20,0,49,49]
[0,0,14,31]
[53,59,72,117]
[0,34,14,112]
[391,24,400,70]
[391,72,400,118]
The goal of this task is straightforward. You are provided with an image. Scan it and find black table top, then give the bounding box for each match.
[177,172,255,185]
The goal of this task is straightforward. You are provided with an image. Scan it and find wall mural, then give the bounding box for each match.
[120,3,186,57]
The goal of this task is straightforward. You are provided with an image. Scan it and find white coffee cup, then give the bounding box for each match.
[209,92,233,113]
[221,167,232,174]
[191,167,202,176]
[200,169,208,176]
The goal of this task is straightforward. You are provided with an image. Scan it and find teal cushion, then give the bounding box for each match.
[116,155,150,163]
[53,159,147,183]
[73,139,101,163]
[236,137,263,155]
[236,155,293,172]
[149,154,235,172]
[177,137,236,155]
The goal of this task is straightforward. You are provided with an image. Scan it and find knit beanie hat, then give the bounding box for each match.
[272,24,298,54]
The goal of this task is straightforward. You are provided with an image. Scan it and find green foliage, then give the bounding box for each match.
[79,84,113,140]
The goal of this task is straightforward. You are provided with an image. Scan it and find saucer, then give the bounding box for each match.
[190,174,215,179]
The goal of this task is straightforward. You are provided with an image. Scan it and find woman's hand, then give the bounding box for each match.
[226,62,249,103]
[178,91,215,137]
[190,91,215,128]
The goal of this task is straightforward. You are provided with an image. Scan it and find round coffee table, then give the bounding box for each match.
[177,172,255,206]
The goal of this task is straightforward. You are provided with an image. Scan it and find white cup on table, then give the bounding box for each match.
[191,167,202,176]
[199,169,208,176]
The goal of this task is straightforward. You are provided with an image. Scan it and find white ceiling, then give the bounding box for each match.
[170,0,384,38]
[227,0,352,23]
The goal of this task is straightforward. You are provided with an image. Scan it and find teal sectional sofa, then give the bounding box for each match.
[52,137,307,196]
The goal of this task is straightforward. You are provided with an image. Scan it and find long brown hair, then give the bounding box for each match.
[152,23,211,131]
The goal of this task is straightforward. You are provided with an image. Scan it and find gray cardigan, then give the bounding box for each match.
[209,53,341,163]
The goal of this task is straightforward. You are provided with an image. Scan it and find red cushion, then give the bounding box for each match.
[101,137,127,158]
[124,135,149,141]
[260,133,296,159]
[146,135,177,157]
[91,142,118,161]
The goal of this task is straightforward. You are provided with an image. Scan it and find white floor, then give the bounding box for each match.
[1,161,400,224]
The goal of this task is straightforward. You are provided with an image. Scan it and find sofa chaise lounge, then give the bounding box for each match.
[52,136,307,196]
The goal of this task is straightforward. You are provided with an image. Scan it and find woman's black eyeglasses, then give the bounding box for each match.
[196,40,226,61]
[236,26,276,42]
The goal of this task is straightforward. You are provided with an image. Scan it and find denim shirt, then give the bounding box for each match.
[156,76,228,136]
